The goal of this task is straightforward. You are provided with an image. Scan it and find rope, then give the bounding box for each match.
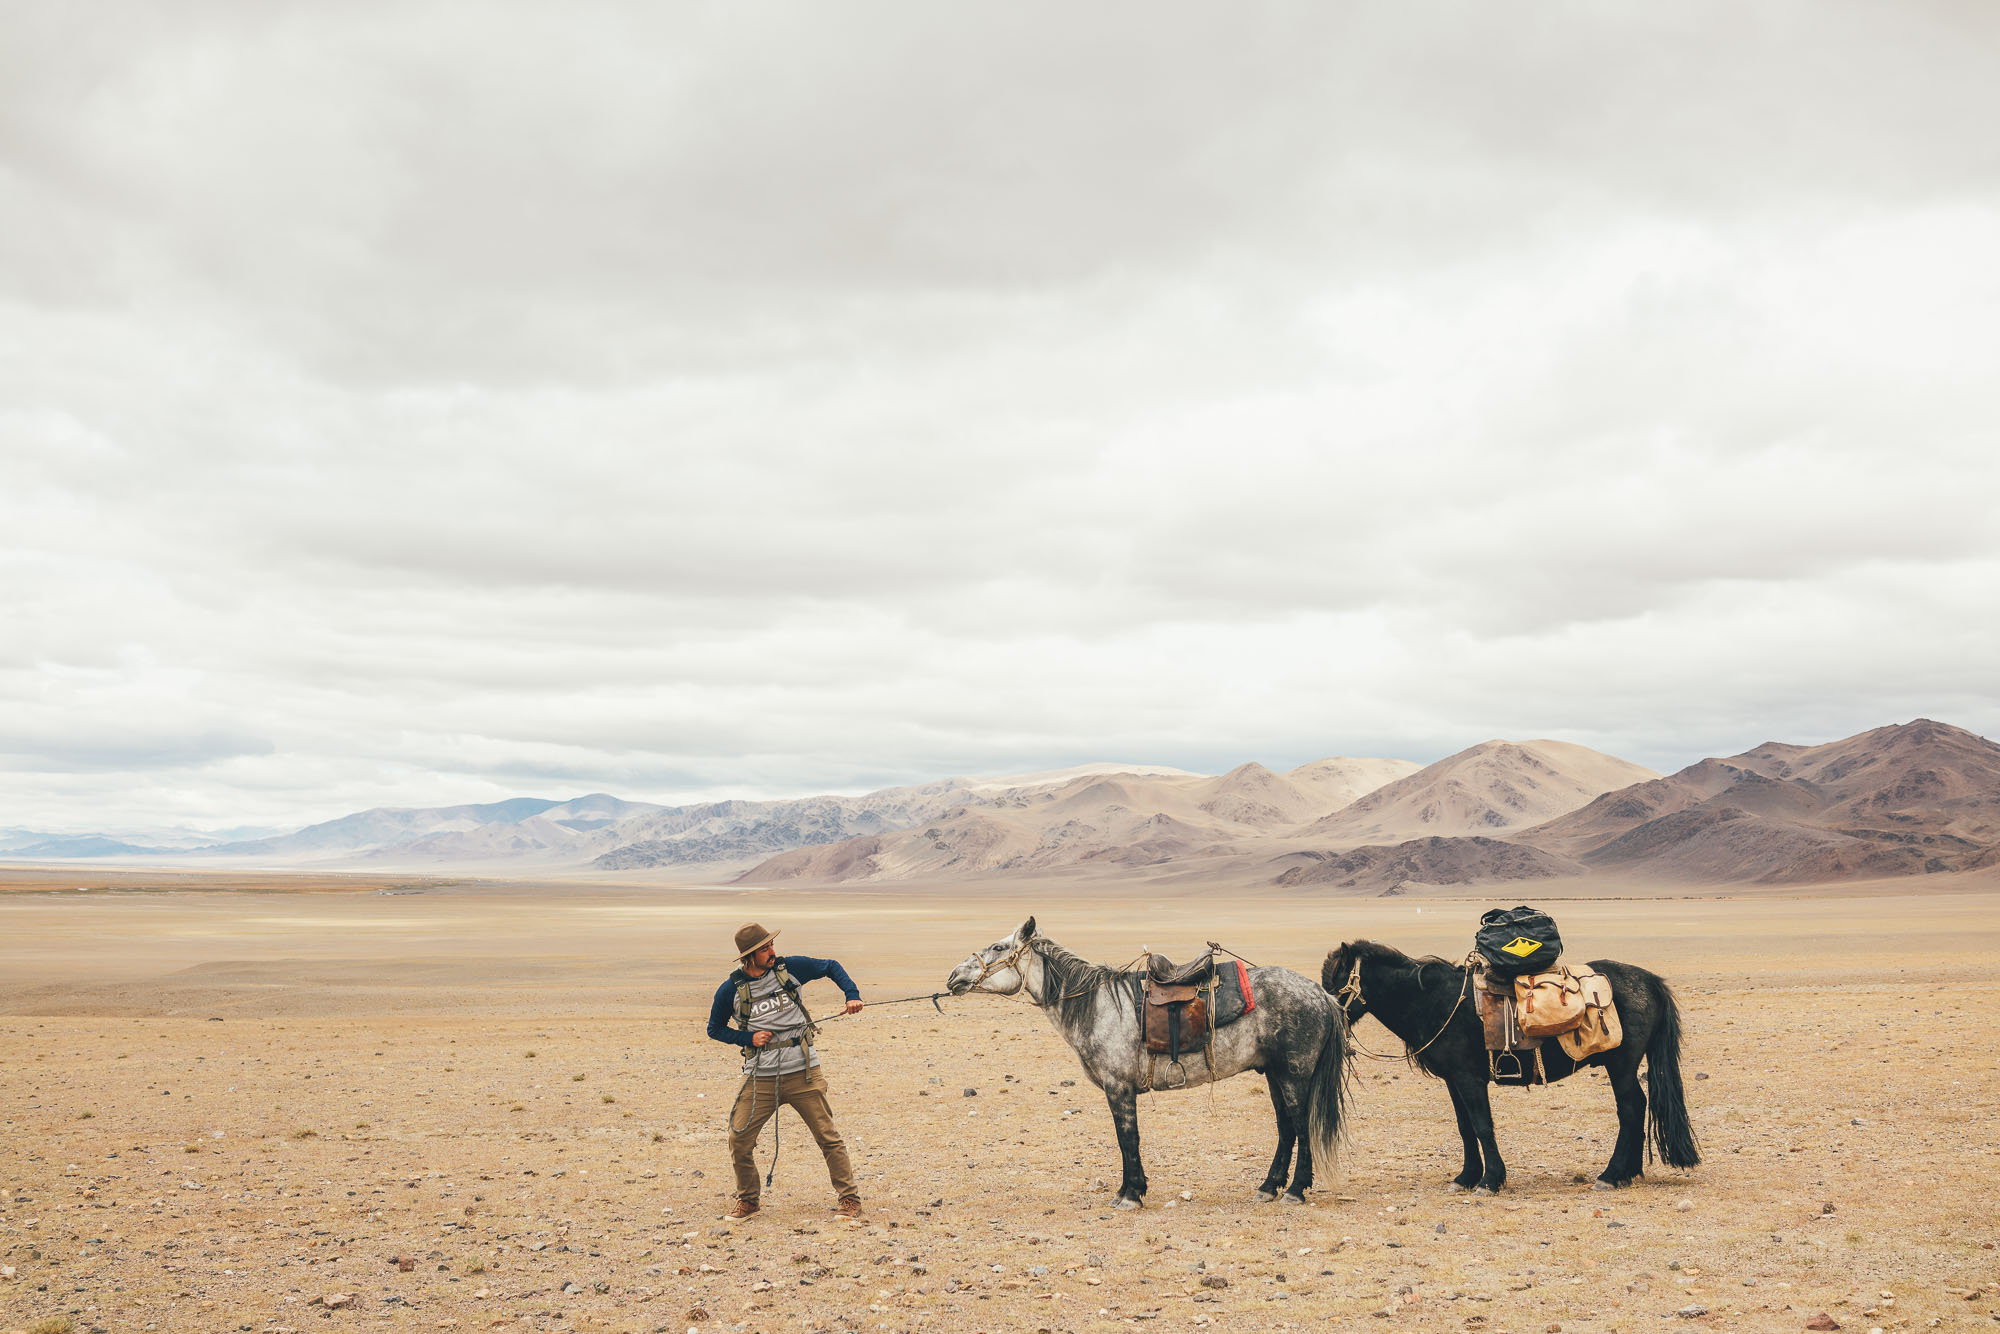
[726,989,956,1190]
[730,1062,788,1188]
[1336,952,1476,1063]
[813,990,949,1022]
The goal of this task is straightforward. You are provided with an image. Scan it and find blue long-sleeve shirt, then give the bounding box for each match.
[707,954,860,1049]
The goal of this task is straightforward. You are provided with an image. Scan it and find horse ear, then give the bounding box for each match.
[1019,916,1037,940]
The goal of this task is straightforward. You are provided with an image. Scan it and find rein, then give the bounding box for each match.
[1336,953,1475,1063]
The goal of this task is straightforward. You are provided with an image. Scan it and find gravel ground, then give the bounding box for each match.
[2,879,1997,1334]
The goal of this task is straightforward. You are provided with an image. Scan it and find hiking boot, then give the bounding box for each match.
[834,1196,866,1221]
[723,1200,759,1221]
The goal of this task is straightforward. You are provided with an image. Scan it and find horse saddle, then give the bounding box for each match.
[1146,951,1219,986]
[1143,947,1255,1062]
[1477,962,1624,1083]
[1475,966,1546,1086]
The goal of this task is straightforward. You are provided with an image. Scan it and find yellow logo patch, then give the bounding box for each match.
[1500,937,1543,958]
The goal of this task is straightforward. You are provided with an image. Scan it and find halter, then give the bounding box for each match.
[964,935,1038,994]
[1333,955,1365,1019]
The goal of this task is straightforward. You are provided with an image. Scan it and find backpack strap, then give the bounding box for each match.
[731,961,819,1051]
[772,961,818,1038]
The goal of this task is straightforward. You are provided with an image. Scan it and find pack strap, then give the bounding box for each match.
[733,961,821,1042]
[760,1035,812,1051]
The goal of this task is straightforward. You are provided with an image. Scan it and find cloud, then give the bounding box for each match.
[3,2,1998,830]
[0,722,274,773]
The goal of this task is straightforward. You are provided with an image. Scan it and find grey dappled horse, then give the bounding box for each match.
[945,917,1349,1209]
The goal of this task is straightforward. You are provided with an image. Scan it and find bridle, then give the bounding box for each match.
[1332,954,1365,1020]
[961,935,1038,995]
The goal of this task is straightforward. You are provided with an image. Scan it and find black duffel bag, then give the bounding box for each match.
[1475,905,1564,977]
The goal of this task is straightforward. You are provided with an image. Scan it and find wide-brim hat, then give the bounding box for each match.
[733,922,779,960]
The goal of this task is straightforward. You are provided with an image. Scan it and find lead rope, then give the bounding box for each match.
[729,1062,784,1189]
[729,1038,803,1189]
[768,1027,811,1187]
[728,986,956,1193]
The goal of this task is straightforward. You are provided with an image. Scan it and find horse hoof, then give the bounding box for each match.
[1472,1186,1495,1197]
[1279,1192,1306,1206]
[1591,1179,1621,1191]
[1114,1197,1142,1211]
[1254,1189,1278,1203]
[1447,1182,1467,1194]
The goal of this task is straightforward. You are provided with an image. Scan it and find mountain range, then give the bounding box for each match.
[9,720,1997,890]
[1274,719,2000,890]
[740,720,2000,890]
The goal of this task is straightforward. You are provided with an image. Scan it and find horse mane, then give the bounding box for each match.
[1031,937,1140,1028]
[1343,938,1463,990]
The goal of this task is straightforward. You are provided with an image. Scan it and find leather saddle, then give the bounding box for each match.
[1142,945,1254,1064]
[1145,952,1219,986]
[1474,964,1546,1086]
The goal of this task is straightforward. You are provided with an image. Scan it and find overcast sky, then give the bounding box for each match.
[5,2,1998,834]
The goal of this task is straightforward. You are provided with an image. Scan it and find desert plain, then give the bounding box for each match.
[2,867,1998,1334]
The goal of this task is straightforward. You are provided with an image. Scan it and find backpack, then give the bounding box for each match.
[1474,905,1563,977]
[732,961,817,1050]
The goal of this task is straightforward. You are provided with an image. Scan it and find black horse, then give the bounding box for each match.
[1322,940,1699,1193]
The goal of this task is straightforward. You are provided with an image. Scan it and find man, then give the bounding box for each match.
[706,921,865,1222]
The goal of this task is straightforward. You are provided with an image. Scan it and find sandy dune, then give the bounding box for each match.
[2,870,1998,1334]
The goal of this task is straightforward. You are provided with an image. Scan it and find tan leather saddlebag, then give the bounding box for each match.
[1555,966,1622,1059]
[1514,966,1587,1038]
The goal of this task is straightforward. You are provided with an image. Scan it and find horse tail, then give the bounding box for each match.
[1303,1003,1349,1170]
[1643,974,1701,1169]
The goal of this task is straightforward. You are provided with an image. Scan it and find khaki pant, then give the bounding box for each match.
[728,1064,856,1204]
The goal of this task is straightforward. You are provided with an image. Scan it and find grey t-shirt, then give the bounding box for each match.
[738,969,818,1076]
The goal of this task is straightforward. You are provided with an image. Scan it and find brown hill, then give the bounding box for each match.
[740,721,2000,888]
[1574,806,1930,883]
[737,757,1418,884]
[1298,740,1659,845]
[1273,835,1584,893]
[1519,719,2000,884]
[1191,762,1354,828]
